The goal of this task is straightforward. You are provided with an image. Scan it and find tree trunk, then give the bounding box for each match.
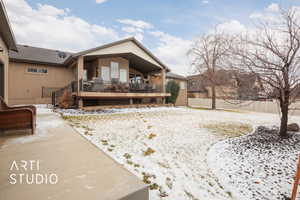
[211,85,216,110]
[279,98,289,138]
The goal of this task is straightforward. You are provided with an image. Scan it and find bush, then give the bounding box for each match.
[166,81,180,104]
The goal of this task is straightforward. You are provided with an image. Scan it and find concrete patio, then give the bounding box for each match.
[0,107,148,200]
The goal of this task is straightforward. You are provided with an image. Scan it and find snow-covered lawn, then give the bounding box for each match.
[58,107,300,200]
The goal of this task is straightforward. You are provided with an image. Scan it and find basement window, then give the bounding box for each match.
[27,67,48,74]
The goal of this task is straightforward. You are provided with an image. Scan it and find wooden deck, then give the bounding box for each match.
[74,92,171,98]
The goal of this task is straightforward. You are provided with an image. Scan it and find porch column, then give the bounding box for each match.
[78,98,83,109]
[77,56,84,93]
[161,69,166,93]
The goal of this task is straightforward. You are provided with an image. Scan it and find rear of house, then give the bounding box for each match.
[7,38,175,108]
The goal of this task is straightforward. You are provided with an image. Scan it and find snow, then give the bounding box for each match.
[208,126,300,200]
[57,106,181,116]
[60,107,300,200]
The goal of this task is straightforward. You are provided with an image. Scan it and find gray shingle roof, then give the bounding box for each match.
[166,72,187,80]
[9,45,73,66]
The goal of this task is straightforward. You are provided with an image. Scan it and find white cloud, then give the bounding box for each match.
[250,3,282,21]
[266,3,280,12]
[117,19,154,42]
[4,0,119,52]
[95,0,108,4]
[118,19,153,29]
[215,20,247,34]
[122,26,144,33]
[202,0,209,4]
[150,31,192,75]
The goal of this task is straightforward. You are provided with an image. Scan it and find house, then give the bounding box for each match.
[187,70,263,100]
[0,0,177,108]
[0,0,17,103]
[8,38,172,108]
[166,72,188,106]
[187,70,237,99]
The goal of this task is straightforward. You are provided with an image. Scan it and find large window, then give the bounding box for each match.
[27,67,48,74]
[110,62,119,79]
[83,70,88,81]
[101,66,110,81]
[120,69,127,83]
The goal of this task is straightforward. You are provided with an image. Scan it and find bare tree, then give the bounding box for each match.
[189,31,231,109]
[229,8,300,137]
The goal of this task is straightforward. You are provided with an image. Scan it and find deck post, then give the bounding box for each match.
[163,97,166,104]
[77,56,84,93]
[161,69,166,93]
[129,98,133,105]
[78,98,83,109]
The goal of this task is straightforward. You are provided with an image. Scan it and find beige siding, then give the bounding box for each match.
[8,62,74,105]
[85,41,162,69]
[0,35,9,103]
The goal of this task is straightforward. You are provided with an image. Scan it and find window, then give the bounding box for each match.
[120,69,127,83]
[101,66,110,81]
[110,62,119,79]
[27,67,48,74]
[180,81,186,89]
[83,70,88,81]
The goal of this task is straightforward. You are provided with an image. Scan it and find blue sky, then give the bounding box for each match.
[5,0,300,74]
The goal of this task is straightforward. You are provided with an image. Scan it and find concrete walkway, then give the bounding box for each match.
[0,107,148,200]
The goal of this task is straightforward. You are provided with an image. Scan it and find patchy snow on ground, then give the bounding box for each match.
[57,106,180,116]
[208,126,300,200]
[61,107,300,200]
[35,104,54,115]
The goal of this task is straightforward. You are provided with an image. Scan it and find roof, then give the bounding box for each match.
[8,37,171,72]
[166,72,187,80]
[71,37,170,71]
[9,45,73,66]
[0,0,17,51]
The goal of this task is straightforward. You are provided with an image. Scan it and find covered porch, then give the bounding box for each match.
[70,53,170,107]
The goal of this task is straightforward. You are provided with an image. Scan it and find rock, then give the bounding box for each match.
[256,126,278,134]
[287,123,299,132]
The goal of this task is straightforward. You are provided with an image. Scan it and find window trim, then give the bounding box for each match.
[120,68,128,83]
[110,62,119,79]
[27,67,48,75]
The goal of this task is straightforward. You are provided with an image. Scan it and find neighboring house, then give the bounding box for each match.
[187,70,237,99]
[0,0,17,103]
[187,70,263,100]
[166,72,188,106]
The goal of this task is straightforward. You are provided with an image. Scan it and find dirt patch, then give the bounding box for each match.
[202,122,253,137]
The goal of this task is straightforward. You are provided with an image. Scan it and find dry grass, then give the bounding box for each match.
[202,122,253,137]
[148,133,157,139]
[143,147,156,156]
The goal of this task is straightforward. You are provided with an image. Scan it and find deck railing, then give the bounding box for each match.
[52,81,77,106]
[79,79,161,93]
[52,79,163,106]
